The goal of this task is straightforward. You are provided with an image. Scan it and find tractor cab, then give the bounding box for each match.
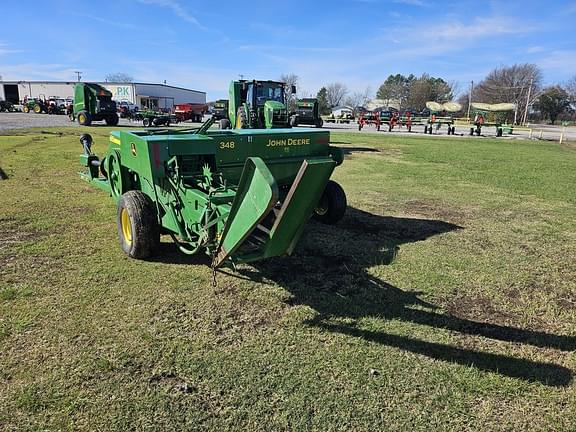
[229,79,295,129]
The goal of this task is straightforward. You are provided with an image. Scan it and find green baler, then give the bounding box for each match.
[72,83,119,126]
[79,119,346,267]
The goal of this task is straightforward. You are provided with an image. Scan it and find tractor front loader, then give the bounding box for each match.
[79,118,346,268]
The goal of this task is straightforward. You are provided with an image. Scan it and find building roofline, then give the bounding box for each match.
[0,80,205,95]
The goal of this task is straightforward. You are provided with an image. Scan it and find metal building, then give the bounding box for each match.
[0,81,205,109]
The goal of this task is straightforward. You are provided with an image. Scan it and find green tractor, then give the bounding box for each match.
[22,97,47,114]
[292,98,323,128]
[71,83,119,126]
[78,117,347,267]
[228,79,296,129]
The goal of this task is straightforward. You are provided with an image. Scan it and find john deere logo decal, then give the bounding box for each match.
[130,143,137,156]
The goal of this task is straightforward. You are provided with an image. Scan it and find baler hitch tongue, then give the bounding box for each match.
[212,156,336,268]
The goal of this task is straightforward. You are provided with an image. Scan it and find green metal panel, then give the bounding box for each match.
[213,157,278,266]
[265,157,335,257]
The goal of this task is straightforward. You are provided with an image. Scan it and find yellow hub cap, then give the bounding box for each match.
[78,114,85,123]
[121,208,132,245]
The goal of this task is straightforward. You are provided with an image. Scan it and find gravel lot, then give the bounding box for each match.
[1,112,574,142]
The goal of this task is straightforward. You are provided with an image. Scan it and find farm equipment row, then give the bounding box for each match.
[357,102,462,135]
[21,96,72,115]
[355,101,516,137]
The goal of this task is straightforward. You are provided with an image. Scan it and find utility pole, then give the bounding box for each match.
[74,71,82,82]
[467,80,473,119]
[522,78,533,125]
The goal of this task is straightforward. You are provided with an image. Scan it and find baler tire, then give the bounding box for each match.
[219,118,231,129]
[143,118,151,127]
[117,191,160,259]
[77,111,91,126]
[313,180,347,225]
[106,113,119,126]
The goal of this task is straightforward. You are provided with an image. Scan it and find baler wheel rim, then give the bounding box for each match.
[315,198,329,216]
[121,208,133,245]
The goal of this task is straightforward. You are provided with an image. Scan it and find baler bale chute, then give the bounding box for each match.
[79,118,347,268]
[469,103,516,137]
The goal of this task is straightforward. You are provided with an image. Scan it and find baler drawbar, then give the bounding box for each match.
[79,118,346,267]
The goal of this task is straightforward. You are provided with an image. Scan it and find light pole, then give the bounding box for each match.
[522,78,533,125]
[74,71,82,82]
[467,80,473,119]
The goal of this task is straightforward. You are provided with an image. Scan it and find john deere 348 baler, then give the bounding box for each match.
[79,119,346,267]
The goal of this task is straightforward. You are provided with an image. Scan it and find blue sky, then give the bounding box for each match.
[0,0,575,100]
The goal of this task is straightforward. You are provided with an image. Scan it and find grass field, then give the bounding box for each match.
[1,127,575,431]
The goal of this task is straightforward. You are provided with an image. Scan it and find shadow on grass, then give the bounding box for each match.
[237,207,574,387]
[340,147,380,156]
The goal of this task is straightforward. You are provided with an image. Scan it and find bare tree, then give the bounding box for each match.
[566,75,576,102]
[280,73,299,112]
[325,82,348,108]
[105,72,134,83]
[473,64,542,124]
[344,86,372,111]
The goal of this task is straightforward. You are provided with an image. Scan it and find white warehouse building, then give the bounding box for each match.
[0,81,205,109]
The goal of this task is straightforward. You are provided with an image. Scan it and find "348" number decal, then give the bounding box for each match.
[219,141,235,149]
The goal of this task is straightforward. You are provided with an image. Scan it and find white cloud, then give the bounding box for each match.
[137,0,206,30]
[68,13,140,30]
[0,42,20,56]
[538,50,576,76]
